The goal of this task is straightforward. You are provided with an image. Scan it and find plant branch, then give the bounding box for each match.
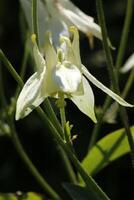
[96,0,134,165]
[115,0,134,71]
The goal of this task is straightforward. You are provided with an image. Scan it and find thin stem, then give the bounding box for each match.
[60,106,66,134]
[0,63,7,106]
[115,0,134,71]
[32,0,39,46]
[89,68,134,150]
[88,96,111,150]
[43,99,64,138]
[96,0,134,165]
[89,0,134,149]
[122,69,134,98]
[1,49,110,200]
[15,34,29,97]
[9,117,62,200]
[37,107,110,200]
[0,50,23,87]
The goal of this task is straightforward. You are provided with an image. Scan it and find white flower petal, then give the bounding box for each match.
[71,77,97,122]
[56,3,102,39]
[53,61,82,93]
[16,69,47,120]
[32,41,46,70]
[82,65,133,107]
[58,0,94,23]
[121,53,134,73]
[44,31,57,71]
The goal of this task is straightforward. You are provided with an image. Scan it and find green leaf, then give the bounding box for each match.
[81,126,134,179]
[63,183,98,200]
[0,192,45,200]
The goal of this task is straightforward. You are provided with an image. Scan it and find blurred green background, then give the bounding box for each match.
[0,0,134,199]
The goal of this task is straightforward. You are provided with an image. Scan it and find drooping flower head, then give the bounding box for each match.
[20,0,102,47]
[15,27,133,121]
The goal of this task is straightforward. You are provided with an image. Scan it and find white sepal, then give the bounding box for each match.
[56,2,102,40]
[15,68,46,120]
[82,65,133,107]
[71,77,97,122]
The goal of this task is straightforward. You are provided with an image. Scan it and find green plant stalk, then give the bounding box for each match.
[9,117,62,200]
[31,0,77,183]
[115,0,134,71]
[0,50,24,87]
[43,99,64,138]
[32,0,39,46]
[1,50,110,200]
[15,34,29,97]
[96,0,134,165]
[89,68,134,150]
[37,107,110,200]
[0,63,7,106]
[88,96,111,150]
[122,69,134,98]
[43,100,77,183]
[89,0,134,149]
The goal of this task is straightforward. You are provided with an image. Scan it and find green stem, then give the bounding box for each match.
[0,63,7,106]
[37,107,110,200]
[89,68,134,150]
[96,0,134,165]
[122,69,134,98]
[0,50,23,87]
[32,0,39,46]
[115,0,134,71]
[88,96,111,150]
[44,100,77,184]
[43,99,64,138]
[1,49,110,200]
[89,0,134,149]
[15,34,29,97]
[9,117,62,200]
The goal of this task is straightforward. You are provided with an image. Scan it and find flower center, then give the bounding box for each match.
[53,61,82,94]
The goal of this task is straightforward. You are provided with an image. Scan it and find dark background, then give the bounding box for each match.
[0,0,134,199]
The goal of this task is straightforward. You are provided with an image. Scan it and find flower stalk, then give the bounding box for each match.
[89,0,134,149]
[96,0,134,165]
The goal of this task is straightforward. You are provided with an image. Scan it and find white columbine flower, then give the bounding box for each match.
[15,27,132,121]
[45,0,102,40]
[20,0,101,47]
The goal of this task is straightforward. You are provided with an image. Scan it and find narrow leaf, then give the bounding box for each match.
[80,126,134,180]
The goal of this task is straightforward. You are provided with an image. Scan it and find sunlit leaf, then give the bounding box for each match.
[80,126,134,181]
[0,192,44,200]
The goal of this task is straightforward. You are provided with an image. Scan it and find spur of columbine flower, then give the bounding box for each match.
[15,27,133,121]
